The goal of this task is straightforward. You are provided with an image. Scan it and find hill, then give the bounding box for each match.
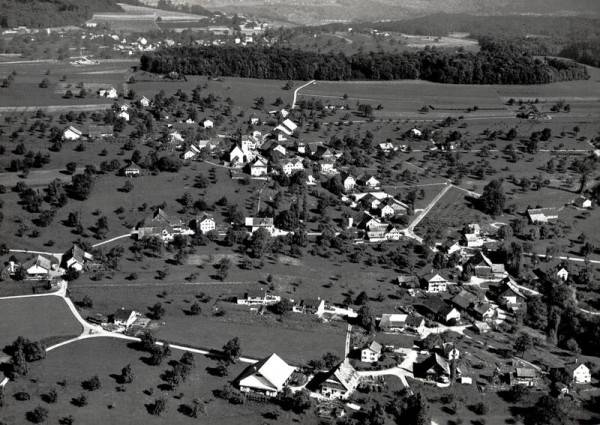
[0,0,122,29]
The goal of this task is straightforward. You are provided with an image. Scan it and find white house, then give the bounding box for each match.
[63,126,83,140]
[168,131,184,144]
[421,272,448,293]
[234,353,296,397]
[379,314,408,332]
[357,174,380,189]
[281,158,304,175]
[117,111,130,121]
[229,145,245,165]
[342,174,356,192]
[63,245,93,271]
[245,217,275,234]
[556,266,569,282]
[236,290,281,306]
[202,119,214,129]
[361,341,383,363]
[408,128,422,138]
[574,196,592,209]
[196,213,216,233]
[22,255,59,280]
[274,118,297,136]
[113,308,139,327]
[565,361,591,384]
[249,157,268,176]
[527,207,559,224]
[100,87,118,99]
[318,360,360,399]
[138,96,150,108]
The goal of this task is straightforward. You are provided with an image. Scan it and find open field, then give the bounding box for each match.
[0,296,82,351]
[0,337,310,425]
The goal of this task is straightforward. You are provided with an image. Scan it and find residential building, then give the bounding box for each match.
[509,368,539,387]
[281,158,304,175]
[527,207,559,224]
[565,361,591,384]
[379,314,408,332]
[379,198,409,217]
[472,321,491,334]
[274,118,297,136]
[135,208,192,241]
[293,298,325,315]
[113,308,139,327]
[317,361,360,399]
[228,145,245,165]
[22,255,59,280]
[202,118,214,129]
[245,217,275,234]
[87,125,114,139]
[405,315,426,335]
[63,126,83,140]
[63,245,93,271]
[117,111,130,121]
[122,162,141,177]
[418,296,460,324]
[420,272,448,293]
[233,353,296,397]
[361,341,383,363]
[357,174,380,189]
[138,96,150,107]
[236,290,281,306]
[415,353,461,383]
[341,174,356,192]
[442,343,459,360]
[249,157,269,176]
[195,212,216,233]
[470,302,494,321]
[99,87,118,98]
[465,251,506,280]
[556,266,569,282]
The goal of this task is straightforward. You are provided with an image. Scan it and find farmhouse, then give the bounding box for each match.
[465,251,506,280]
[99,87,118,99]
[415,353,460,383]
[573,196,592,209]
[293,298,325,315]
[21,255,60,280]
[113,308,139,327]
[87,125,114,139]
[245,217,275,234]
[63,126,83,141]
[470,302,494,321]
[441,239,462,255]
[420,271,449,293]
[418,296,461,325]
[122,162,141,177]
[281,158,304,175]
[195,212,216,233]
[62,245,93,271]
[233,353,296,397]
[564,360,591,384]
[202,118,214,129]
[135,208,192,241]
[527,207,558,224]
[357,174,380,189]
[117,111,130,121]
[378,198,409,217]
[274,118,297,136]
[249,157,269,176]
[379,313,408,332]
[317,360,360,399]
[450,290,480,311]
[406,315,426,334]
[361,341,383,363]
[408,128,422,138]
[182,145,201,160]
[138,96,150,108]
[236,290,281,306]
[509,368,539,387]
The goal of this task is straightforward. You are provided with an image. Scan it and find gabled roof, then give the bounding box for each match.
[234,353,295,392]
[468,251,493,268]
[245,217,274,227]
[380,313,408,328]
[196,212,214,222]
[418,353,452,376]
[405,314,424,328]
[324,361,360,392]
[65,126,82,136]
[515,368,537,378]
[114,308,135,322]
[564,361,588,374]
[68,245,93,263]
[365,341,383,354]
[22,255,58,271]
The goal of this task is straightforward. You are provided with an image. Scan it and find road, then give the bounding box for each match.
[92,233,132,248]
[403,183,452,242]
[344,324,352,357]
[292,80,316,109]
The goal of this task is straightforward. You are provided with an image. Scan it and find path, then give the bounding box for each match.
[92,233,132,248]
[402,183,452,242]
[344,324,352,357]
[292,80,316,109]
[76,280,254,288]
[9,249,61,256]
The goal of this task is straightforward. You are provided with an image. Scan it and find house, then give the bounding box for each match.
[450,290,480,311]
[396,274,418,288]
[312,145,335,161]
[556,265,569,282]
[123,163,141,177]
[361,341,383,363]
[245,217,275,234]
[168,131,184,144]
[509,368,539,387]
[293,298,325,315]
[465,251,506,280]
[442,343,459,360]
[405,315,426,334]
[240,134,259,152]
[113,308,139,327]
[229,145,246,165]
[248,116,259,125]
[463,233,483,248]
[360,193,382,210]
[318,361,360,399]
[379,198,409,217]
[87,313,109,326]
[341,174,356,192]
[0,261,19,280]
[378,142,395,153]
[274,119,297,136]
[357,174,380,189]
[415,353,460,383]
[472,321,491,334]
[135,208,192,241]
[497,283,526,312]
[233,353,296,397]
[116,102,129,112]
[384,225,403,241]
[319,159,337,174]
[202,118,214,129]
[281,158,304,175]
[22,255,59,280]
[182,145,201,160]
[379,314,408,332]
[527,207,559,224]
[420,272,448,293]
[138,96,150,108]
[99,87,118,99]
[195,212,216,233]
[63,245,93,271]
[441,239,462,255]
[117,111,130,121]
[418,296,460,324]
[408,128,422,138]
[236,290,281,306]
[63,126,83,140]
[564,360,591,384]
[470,302,494,321]
[87,125,114,139]
[573,196,592,209]
[249,157,269,176]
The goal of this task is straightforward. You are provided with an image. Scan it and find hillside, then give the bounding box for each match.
[0,0,122,29]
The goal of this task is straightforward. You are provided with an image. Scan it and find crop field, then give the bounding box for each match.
[0,337,309,425]
[0,296,82,351]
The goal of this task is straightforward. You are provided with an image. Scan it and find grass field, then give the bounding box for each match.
[0,296,82,351]
[0,337,316,425]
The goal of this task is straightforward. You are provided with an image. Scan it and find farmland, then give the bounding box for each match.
[0,296,82,350]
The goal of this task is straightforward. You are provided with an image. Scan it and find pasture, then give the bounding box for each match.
[0,296,82,351]
[0,337,310,425]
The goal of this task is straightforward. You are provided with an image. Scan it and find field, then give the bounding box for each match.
[0,296,82,351]
[0,337,316,425]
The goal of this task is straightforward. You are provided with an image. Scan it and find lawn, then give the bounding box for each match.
[0,336,319,425]
[0,296,82,351]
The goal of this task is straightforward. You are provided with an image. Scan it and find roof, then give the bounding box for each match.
[325,361,360,392]
[196,212,214,222]
[22,255,58,271]
[234,353,295,392]
[114,308,135,322]
[65,126,82,136]
[88,125,113,136]
[302,298,323,309]
[468,251,494,268]
[245,217,274,227]
[418,353,452,376]
[405,314,424,328]
[365,341,383,354]
[471,302,492,315]
[418,295,449,315]
[380,313,408,328]
[68,245,92,263]
[564,361,588,374]
[516,368,537,378]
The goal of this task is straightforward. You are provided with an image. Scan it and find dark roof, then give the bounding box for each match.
[418,295,449,315]
[405,314,424,327]
[114,308,134,322]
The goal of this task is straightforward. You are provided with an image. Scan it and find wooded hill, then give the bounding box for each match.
[0,0,121,29]
[140,43,589,85]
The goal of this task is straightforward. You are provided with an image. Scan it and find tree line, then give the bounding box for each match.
[140,43,589,85]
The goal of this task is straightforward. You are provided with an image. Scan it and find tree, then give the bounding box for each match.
[121,364,134,384]
[357,305,375,332]
[149,302,165,320]
[250,227,271,258]
[291,388,312,413]
[39,78,49,88]
[149,397,167,416]
[354,291,369,305]
[480,179,506,216]
[526,395,574,425]
[70,173,95,200]
[27,406,49,423]
[122,180,134,193]
[140,331,157,352]
[65,162,77,174]
[514,333,534,358]
[222,337,242,363]
[215,360,229,376]
[82,375,101,391]
[507,385,530,403]
[190,301,202,315]
[271,298,293,316]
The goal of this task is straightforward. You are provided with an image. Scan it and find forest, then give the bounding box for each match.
[0,0,121,29]
[140,43,589,85]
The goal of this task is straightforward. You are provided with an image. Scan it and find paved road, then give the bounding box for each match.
[292,80,316,109]
[92,233,132,248]
[402,183,452,243]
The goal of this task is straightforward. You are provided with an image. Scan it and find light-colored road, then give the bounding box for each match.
[292,80,316,109]
[92,233,132,248]
[344,324,352,357]
[401,183,452,243]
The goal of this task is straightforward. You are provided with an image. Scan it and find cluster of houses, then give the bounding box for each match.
[1,245,94,283]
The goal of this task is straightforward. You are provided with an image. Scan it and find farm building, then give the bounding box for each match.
[63,245,93,271]
[236,290,281,306]
[420,271,449,293]
[22,255,60,280]
[113,308,139,327]
[233,353,296,397]
[315,360,360,399]
[135,208,192,241]
[415,353,460,383]
[245,217,275,234]
[195,212,216,233]
[293,298,325,315]
[573,196,592,209]
[87,125,114,139]
[63,126,83,141]
[527,207,558,224]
